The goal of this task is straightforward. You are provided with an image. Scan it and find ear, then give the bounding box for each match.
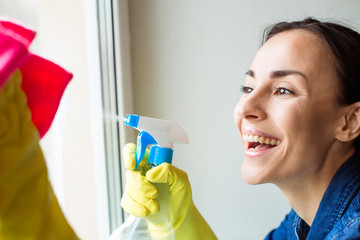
[336,102,360,142]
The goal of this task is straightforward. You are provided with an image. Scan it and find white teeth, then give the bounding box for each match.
[243,134,280,146]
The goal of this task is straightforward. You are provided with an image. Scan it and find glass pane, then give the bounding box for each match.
[96,0,124,232]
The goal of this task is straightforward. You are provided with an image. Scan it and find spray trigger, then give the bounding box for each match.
[135,131,157,169]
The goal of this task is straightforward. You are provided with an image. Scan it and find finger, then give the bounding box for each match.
[146,163,189,189]
[123,143,137,170]
[123,143,151,171]
[121,192,149,217]
[126,171,158,198]
[125,185,160,214]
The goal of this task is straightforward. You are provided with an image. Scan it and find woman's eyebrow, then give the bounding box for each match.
[269,70,307,81]
[246,69,307,81]
[245,70,255,77]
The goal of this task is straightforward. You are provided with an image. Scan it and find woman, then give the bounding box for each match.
[235,18,360,239]
[121,18,360,239]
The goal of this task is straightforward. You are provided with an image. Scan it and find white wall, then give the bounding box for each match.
[127,1,360,239]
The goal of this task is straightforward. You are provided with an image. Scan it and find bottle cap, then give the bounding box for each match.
[149,146,173,166]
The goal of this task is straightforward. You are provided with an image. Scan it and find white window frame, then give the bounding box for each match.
[85,0,134,236]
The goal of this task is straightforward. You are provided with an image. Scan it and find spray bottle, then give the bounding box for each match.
[109,114,189,240]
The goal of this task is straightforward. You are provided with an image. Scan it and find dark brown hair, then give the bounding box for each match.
[263,17,360,150]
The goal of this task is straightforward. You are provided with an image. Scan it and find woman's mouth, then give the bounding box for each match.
[243,134,281,156]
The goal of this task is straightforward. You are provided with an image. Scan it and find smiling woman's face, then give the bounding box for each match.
[234,30,346,185]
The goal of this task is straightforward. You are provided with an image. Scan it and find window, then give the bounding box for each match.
[97,0,124,232]
[0,0,121,239]
[96,0,134,234]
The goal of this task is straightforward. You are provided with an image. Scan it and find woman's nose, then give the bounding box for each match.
[235,92,266,121]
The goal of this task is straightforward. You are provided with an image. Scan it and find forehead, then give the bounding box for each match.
[251,29,335,80]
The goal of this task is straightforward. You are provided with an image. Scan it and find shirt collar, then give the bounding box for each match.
[304,152,360,239]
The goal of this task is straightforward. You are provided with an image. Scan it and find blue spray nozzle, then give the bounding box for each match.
[125,114,139,128]
[135,131,157,169]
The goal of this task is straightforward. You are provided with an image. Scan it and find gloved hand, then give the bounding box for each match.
[0,71,78,239]
[121,143,217,240]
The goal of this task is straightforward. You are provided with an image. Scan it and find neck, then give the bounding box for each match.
[275,142,355,226]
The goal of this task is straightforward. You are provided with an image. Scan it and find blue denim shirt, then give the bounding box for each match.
[265,153,360,240]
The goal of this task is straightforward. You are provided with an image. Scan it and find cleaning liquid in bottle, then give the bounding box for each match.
[109,114,189,240]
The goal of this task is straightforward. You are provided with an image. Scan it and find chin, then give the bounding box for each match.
[241,164,267,185]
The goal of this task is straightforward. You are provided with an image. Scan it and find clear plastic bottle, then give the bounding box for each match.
[109,115,189,240]
[109,216,152,240]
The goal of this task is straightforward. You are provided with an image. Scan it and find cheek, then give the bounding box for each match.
[271,101,318,154]
[298,101,336,135]
[272,102,302,135]
[275,100,334,151]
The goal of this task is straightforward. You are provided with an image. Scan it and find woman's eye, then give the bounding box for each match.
[241,86,253,94]
[274,87,293,95]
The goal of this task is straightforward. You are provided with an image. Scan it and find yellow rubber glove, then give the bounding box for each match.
[121,143,217,240]
[0,70,79,239]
